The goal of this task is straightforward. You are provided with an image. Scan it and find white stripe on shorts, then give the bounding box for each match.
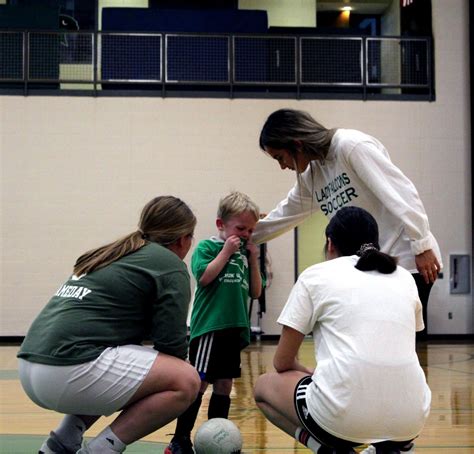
[195,332,214,374]
[296,383,309,400]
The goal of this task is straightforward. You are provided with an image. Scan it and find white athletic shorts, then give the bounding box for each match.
[18,344,158,416]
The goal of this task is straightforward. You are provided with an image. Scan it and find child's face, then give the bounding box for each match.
[217,211,258,241]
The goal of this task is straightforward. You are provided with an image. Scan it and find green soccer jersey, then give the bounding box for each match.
[18,243,191,365]
[190,236,251,347]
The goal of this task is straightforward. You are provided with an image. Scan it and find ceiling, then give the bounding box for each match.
[317,0,393,14]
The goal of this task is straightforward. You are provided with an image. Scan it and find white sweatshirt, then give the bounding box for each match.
[253,129,442,272]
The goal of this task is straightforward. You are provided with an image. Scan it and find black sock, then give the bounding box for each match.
[208,393,231,419]
[174,392,203,439]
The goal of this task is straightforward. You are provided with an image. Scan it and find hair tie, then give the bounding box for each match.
[356,243,378,256]
[137,228,148,240]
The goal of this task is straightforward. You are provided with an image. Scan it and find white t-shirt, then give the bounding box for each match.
[278,256,431,443]
[254,129,442,272]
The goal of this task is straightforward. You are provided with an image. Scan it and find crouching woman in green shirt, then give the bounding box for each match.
[17,196,201,454]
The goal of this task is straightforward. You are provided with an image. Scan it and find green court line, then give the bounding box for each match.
[0,435,472,453]
[0,370,18,380]
[0,435,166,454]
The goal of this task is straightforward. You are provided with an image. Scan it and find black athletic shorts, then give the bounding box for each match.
[294,376,414,451]
[189,328,242,382]
[294,376,359,451]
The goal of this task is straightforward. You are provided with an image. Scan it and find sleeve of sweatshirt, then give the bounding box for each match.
[252,175,317,245]
[347,140,434,256]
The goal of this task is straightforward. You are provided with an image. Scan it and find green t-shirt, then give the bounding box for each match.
[18,243,191,365]
[190,236,251,347]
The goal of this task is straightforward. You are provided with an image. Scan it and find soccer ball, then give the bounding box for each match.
[194,418,243,454]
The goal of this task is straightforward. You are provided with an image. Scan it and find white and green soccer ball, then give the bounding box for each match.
[194,418,243,454]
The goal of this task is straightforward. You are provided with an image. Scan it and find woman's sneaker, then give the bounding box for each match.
[75,442,91,454]
[360,444,415,454]
[164,435,194,454]
[38,431,77,454]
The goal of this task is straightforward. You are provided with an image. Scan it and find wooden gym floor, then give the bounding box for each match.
[0,339,473,453]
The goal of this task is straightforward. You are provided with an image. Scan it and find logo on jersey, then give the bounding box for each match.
[54,275,92,300]
[315,172,358,215]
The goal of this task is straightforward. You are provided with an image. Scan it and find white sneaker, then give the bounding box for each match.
[75,442,91,454]
[38,431,77,454]
[360,445,415,454]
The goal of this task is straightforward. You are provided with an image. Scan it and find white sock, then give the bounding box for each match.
[87,426,126,453]
[53,415,86,451]
[295,427,323,453]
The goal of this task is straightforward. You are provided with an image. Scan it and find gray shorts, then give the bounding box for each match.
[18,344,157,416]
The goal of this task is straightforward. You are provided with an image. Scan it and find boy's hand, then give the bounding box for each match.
[222,235,241,257]
[246,241,259,261]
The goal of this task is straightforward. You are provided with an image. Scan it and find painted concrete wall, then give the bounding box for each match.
[0,0,470,336]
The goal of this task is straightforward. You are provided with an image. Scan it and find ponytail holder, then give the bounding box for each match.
[137,228,148,240]
[356,243,378,256]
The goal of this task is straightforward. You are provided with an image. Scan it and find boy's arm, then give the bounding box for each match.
[199,235,241,287]
[247,241,263,299]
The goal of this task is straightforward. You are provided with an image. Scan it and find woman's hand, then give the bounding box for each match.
[415,249,441,284]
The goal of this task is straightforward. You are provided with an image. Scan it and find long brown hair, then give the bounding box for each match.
[259,108,337,164]
[260,108,337,209]
[73,196,196,276]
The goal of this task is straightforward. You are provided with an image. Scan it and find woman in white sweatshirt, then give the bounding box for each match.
[253,108,441,338]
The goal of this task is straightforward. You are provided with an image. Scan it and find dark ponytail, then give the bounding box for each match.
[325,207,397,274]
[354,243,397,274]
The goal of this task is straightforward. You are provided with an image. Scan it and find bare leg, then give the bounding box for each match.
[110,353,200,445]
[254,370,307,437]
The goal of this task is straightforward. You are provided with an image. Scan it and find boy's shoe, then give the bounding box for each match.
[359,447,376,454]
[38,431,77,454]
[164,435,194,454]
[360,444,415,454]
